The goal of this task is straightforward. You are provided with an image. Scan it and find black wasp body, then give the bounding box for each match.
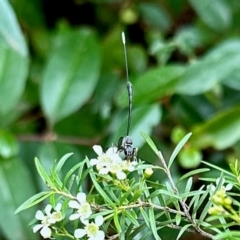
[118,136,136,161]
[117,32,137,161]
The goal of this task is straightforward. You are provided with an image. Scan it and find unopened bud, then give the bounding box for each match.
[212,195,223,205]
[144,168,153,178]
[223,197,232,207]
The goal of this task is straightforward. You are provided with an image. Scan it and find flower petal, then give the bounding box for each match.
[128,165,135,172]
[95,230,105,240]
[111,154,122,162]
[81,218,89,225]
[99,167,109,174]
[90,158,98,166]
[225,183,233,191]
[35,210,45,220]
[106,146,118,154]
[40,226,52,239]
[55,203,62,212]
[116,171,126,180]
[69,213,80,221]
[216,177,221,185]
[68,200,80,209]
[33,224,43,233]
[74,228,86,238]
[45,204,52,216]
[95,215,104,226]
[77,192,87,203]
[93,145,103,156]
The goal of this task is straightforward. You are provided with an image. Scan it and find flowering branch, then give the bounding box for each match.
[16,133,240,239]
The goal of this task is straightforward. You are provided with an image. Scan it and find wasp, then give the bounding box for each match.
[117,33,137,161]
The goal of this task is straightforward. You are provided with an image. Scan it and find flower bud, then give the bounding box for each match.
[212,195,223,205]
[223,197,232,207]
[144,168,153,178]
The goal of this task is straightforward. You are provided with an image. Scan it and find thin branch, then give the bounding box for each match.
[17,132,100,146]
[157,151,214,239]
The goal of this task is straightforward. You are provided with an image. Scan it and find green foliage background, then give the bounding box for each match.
[1,0,240,239]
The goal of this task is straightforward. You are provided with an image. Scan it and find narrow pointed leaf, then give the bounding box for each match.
[149,208,161,240]
[15,191,53,214]
[35,157,55,188]
[141,132,159,155]
[168,133,192,168]
[55,153,73,173]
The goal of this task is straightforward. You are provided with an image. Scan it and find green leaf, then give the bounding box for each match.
[222,68,240,90]
[63,161,86,190]
[15,191,53,214]
[198,198,214,224]
[87,158,115,207]
[124,210,139,226]
[168,133,192,168]
[55,153,74,173]
[110,104,162,148]
[138,3,172,31]
[175,40,240,95]
[175,213,181,225]
[114,211,122,233]
[149,207,161,240]
[35,157,55,188]
[117,65,185,105]
[188,190,201,212]
[0,157,38,240]
[184,177,193,194]
[192,104,240,149]
[149,189,181,200]
[128,223,147,240]
[180,190,205,199]
[188,0,231,31]
[202,161,234,177]
[0,0,28,116]
[0,0,27,55]
[176,224,192,240]
[213,231,240,239]
[193,185,210,216]
[0,130,19,158]
[141,132,159,155]
[41,28,100,126]
[140,207,150,228]
[178,168,210,182]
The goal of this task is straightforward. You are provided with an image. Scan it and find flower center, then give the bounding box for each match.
[52,212,62,222]
[78,202,92,216]
[85,222,99,237]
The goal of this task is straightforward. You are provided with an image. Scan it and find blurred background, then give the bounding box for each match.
[1,0,240,239]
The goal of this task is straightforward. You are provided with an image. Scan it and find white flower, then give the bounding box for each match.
[33,203,62,239]
[69,192,92,222]
[209,177,233,195]
[108,161,126,180]
[90,145,122,170]
[121,160,138,172]
[90,145,138,180]
[51,203,63,222]
[74,215,105,240]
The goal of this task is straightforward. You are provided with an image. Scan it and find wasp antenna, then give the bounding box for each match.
[122,32,133,136]
[122,31,126,45]
[122,32,130,84]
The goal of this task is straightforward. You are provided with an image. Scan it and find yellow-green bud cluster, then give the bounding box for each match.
[208,186,233,216]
